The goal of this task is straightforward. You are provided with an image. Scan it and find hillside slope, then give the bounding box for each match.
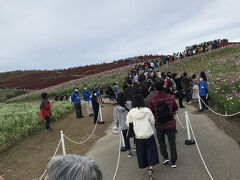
[158,44,240,113]
[0,55,160,90]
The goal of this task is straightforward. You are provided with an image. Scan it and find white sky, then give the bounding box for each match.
[0,0,240,72]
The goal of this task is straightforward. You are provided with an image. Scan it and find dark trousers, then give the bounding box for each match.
[178,92,184,107]
[185,88,192,102]
[122,129,131,151]
[92,102,99,123]
[135,136,159,169]
[45,116,50,130]
[200,96,208,110]
[156,128,177,164]
[74,103,82,118]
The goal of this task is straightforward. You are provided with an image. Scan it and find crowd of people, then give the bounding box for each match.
[112,60,209,179]
[35,39,213,180]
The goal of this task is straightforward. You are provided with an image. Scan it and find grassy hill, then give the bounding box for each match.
[158,44,240,114]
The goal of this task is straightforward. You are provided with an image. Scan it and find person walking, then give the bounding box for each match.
[198,75,209,112]
[191,74,199,101]
[82,85,94,117]
[91,90,104,124]
[175,73,185,108]
[40,92,53,131]
[112,82,119,99]
[113,92,132,157]
[71,87,83,118]
[124,79,140,101]
[126,95,159,179]
[149,81,178,168]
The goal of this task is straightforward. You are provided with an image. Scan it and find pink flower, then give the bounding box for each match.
[226,96,228,99]
[232,90,236,94]
[230,80,235,83]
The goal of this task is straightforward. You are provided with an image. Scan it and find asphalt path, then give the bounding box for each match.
[87,104,240,180]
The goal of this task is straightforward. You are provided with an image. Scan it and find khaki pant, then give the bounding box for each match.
[85,100,93,115]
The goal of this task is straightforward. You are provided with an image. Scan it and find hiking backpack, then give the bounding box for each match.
[157,100,173,123]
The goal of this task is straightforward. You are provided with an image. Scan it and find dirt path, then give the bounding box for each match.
[0,101,115,180]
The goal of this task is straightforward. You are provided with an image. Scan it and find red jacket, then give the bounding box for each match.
[40,101,51,119]
[149,91,178,130]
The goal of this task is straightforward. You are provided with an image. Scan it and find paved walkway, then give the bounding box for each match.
[87,104,240,180]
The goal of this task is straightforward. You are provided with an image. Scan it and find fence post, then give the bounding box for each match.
[185,111,195,145]
[60,130,66,155]
[98,106,105,124]
[198,94,203,112]
[120,131,125,147]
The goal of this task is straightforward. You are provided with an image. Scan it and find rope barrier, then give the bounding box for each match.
[199,97,240,117]
[39,139,62,180]
[112,132,122,180]
[175,112,186,129]
[64,121,98,145]
[188,118,214,180]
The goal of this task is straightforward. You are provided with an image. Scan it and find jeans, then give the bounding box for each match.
[122,129,131,151]
[178,91,184,107]
[185,88,192,102]
[156,128,177,164]
[45,116,50,130]
[92,102,99,123]
[85,101,93,115]
[200,96,208,110]
[74,103,82,118]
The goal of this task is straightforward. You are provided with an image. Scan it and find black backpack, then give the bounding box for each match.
[157,100,173,123]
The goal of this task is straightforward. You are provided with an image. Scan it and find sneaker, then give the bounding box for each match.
[171,163,177,168]
[187,101,192,104]
[198,109,204,112]
[162,159,170,165]
[127,151,132,158]
[133,146,136,152]
[204,109,209,112]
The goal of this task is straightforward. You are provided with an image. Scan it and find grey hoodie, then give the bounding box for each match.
[113,101,132,131]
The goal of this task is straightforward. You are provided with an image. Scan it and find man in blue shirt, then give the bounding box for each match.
[199,76,209,112]
[71,87,84,118]
[82,85,94,117]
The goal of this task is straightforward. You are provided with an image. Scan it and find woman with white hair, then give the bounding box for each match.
[44,154,102,180]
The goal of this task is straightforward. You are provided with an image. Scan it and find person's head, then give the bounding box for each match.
[132,95,145,109]
[155,80,164,92]
[183,72,187,77]
[83,85,88,90]
[94,84,98,87]
[41,92,48,99]
[45,154,102,180]
[199,76,204,82]
[113,82,116,85]
[192,74,196,79]
[127,79,132,86]
[116,92,126,107]
[74,87,79,92]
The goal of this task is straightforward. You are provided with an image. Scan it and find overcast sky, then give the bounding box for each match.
[0,0,240,72]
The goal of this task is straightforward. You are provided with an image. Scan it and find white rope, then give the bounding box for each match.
[199,97,240,117]
[112,132,122,180]
[175,112,186,129]
[188,119,214,180]
[64,121,98,145]
[39,139,62,180]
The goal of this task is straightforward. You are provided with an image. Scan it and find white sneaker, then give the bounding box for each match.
[162,159,170,165]
[171,163,177,168]
[127,151,132,158]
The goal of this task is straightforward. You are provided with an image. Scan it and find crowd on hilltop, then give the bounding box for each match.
[34,39,214,180]
[112,58,209,179]
[133,39,229,67]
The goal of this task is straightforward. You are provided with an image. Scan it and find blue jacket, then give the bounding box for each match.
[199,81,208,96]
[71,91,81,104]
[94,88,100,97]
[82,90,91,101]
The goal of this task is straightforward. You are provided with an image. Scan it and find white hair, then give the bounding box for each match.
[46,154,102,180]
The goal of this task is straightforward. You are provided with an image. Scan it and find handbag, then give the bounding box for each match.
[120,105,135,138]
[127,123,135,138]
